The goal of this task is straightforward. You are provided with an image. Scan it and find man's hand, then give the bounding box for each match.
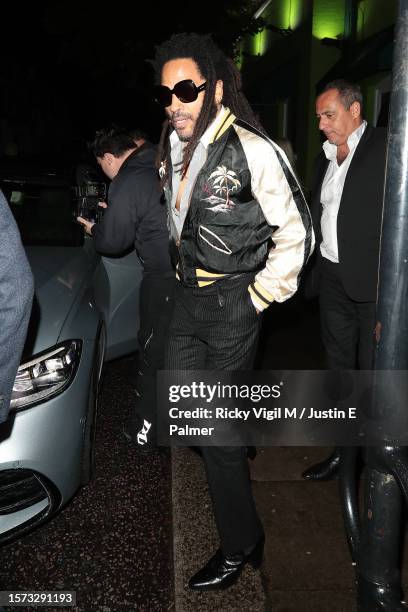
[77,203,107,235]
[77,217,95,235]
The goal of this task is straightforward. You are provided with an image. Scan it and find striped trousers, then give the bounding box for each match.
[164,274,264,554]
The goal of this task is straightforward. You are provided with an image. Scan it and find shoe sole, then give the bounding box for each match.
[189,571,243,591]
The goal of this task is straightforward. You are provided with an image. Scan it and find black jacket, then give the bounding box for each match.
[93,144,172,275]
[164,108,313,309]
[309,125,387,302]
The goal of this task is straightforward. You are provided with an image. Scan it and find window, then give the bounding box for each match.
[2,181,83,246]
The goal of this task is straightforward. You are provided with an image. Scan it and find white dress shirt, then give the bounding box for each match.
[320,120,367,262]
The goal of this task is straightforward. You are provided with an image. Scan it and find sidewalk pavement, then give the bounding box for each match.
[171,296,407,611]
[171,445,358,612]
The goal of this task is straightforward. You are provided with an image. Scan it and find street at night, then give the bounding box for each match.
[3,298,407,611]
[1,2,407,611]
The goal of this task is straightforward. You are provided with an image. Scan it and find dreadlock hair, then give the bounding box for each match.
[151,32,266,183]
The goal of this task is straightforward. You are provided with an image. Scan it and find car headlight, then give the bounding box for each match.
[10,341,82,412]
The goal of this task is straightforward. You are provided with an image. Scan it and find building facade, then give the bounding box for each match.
[239,0,396,187]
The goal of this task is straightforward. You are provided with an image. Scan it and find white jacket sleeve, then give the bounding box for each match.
[235,128,314,310]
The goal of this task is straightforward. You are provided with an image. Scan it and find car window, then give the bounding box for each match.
[1,181,83,246]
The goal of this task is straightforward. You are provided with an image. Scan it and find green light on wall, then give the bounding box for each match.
[313,21,342,39]
[356,0,396,38]
[356,0,365,34]
[312,1,345,40]
[281,0,302,29]
[252,29,266,56]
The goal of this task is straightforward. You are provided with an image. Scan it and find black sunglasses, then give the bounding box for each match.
[154,79,207,107]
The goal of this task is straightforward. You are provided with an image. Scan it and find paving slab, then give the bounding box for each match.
[253,480,355,593]
[171,447,266,612]
[249,447,333,482]
[265,590,357,612]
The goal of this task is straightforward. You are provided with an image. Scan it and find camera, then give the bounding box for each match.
[73,164,107,223]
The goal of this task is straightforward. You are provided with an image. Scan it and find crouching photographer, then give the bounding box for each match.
[77,125,175,450]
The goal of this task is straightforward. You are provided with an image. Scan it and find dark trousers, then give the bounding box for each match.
[128,272,176,435]
[319,259,376,370]
[164,275,264,554]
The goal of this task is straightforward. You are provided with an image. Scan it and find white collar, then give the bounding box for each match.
[323,120,367,161]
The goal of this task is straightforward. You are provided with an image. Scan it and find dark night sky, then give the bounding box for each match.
[1,1,260,157]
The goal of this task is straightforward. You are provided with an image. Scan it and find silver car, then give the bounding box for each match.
[0,165,142,543]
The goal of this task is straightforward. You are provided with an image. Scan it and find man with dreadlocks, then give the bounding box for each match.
[152,32,314,591]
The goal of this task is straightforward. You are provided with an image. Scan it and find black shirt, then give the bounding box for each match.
[93,144,172,275]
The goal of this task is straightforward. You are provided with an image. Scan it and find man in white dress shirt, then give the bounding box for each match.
[302,79,387,480]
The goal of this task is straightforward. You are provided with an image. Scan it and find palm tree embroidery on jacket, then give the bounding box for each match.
[202,165,241,212]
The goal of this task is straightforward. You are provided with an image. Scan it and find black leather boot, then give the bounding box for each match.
[188,535,265,591]
[302,448,341,480]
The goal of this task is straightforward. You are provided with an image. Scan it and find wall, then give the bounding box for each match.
[240,0,395,188]
[356,0,397,41]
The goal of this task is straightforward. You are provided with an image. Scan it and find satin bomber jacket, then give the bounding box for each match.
[164,108,315,311]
